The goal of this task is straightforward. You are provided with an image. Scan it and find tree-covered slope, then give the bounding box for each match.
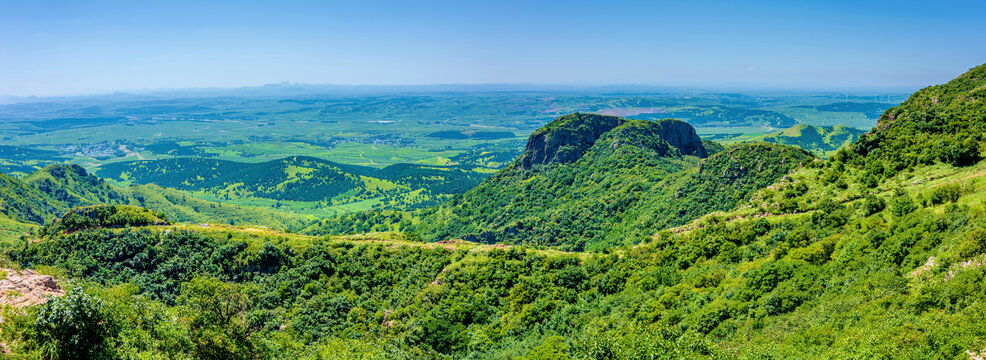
[610,143,813,239]
[0,165,311,231]
[25,163,124,208]
[98,157,370,202]
[413,113,808,250]
[97,156,490,206]
[752,123,866,156]
[849,62,986,170]
[3,64,986,359]
[0,172,62,224]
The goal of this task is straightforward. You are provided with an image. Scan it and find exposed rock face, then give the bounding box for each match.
[0,268,65,307]
[518,113,625,169]
[516,113,706,169]
[654,120,707,158]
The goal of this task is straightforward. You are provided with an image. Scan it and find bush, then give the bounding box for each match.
[517,336,570,360]
[403,231,423,242]
[861,194,886,216]
[890,190,918,218]
[926,183,962,206]
[25,289,115,359]
[787,240,834,265]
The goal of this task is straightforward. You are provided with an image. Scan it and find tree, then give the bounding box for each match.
[516,336,571,360]
[26,289,115,359]
[890,189,918,218]
[179,277,257,360]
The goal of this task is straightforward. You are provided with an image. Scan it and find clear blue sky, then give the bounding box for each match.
[2,0,984,96]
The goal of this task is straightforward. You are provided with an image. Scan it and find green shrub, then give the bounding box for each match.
[24,289,115,359]
[926,183,962,206]
[861,194,886,216]
[890,190,918,218]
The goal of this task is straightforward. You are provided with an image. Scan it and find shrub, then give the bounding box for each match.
[926,183,962,206]
[517,336,571,360]
[890,190,918,218]
[25,289,114,359]
[861,194,887,216]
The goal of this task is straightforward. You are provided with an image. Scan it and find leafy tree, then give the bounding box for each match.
[179,277,257,360]
[516,336,570,360]
[24,289,115,359]
[890,189,918,218]
[861,194,886,216]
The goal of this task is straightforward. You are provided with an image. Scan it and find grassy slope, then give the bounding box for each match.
[96,156,491,215]
[0,165,314,233]
[751,123,867,157]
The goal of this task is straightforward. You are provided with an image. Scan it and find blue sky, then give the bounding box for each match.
[1,0,985,96]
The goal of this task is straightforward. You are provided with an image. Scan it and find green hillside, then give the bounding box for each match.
[98,157,372,202]
[97,156,490,210]
[0,172,62,224]
[849,63,986,169]
[411,113,808,250]
[0,165,311,233]
[752,123,867,156]
[0,64,984,359]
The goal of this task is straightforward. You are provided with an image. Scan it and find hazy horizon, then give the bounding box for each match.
[0,81,922,101]
[3,0,985,96]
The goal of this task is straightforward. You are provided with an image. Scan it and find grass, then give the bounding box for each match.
[188,190,380,218]
[670,160,986,238]
[0,215,38,243]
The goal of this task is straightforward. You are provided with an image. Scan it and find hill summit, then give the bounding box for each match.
[517,113,707,169]
[413,113,810,250]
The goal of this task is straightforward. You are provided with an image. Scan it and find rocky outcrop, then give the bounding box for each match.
[653,120,707,158]
[0,268,65,307]
[518,113,625,169]
[516,113,707,169]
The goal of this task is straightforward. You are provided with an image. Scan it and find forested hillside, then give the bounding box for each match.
[410,114,810,250]
[0,64,984,359]
[0,164,310,235]
[849,63,986,169]
[752,123,866,156]
[97,156,489,210]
